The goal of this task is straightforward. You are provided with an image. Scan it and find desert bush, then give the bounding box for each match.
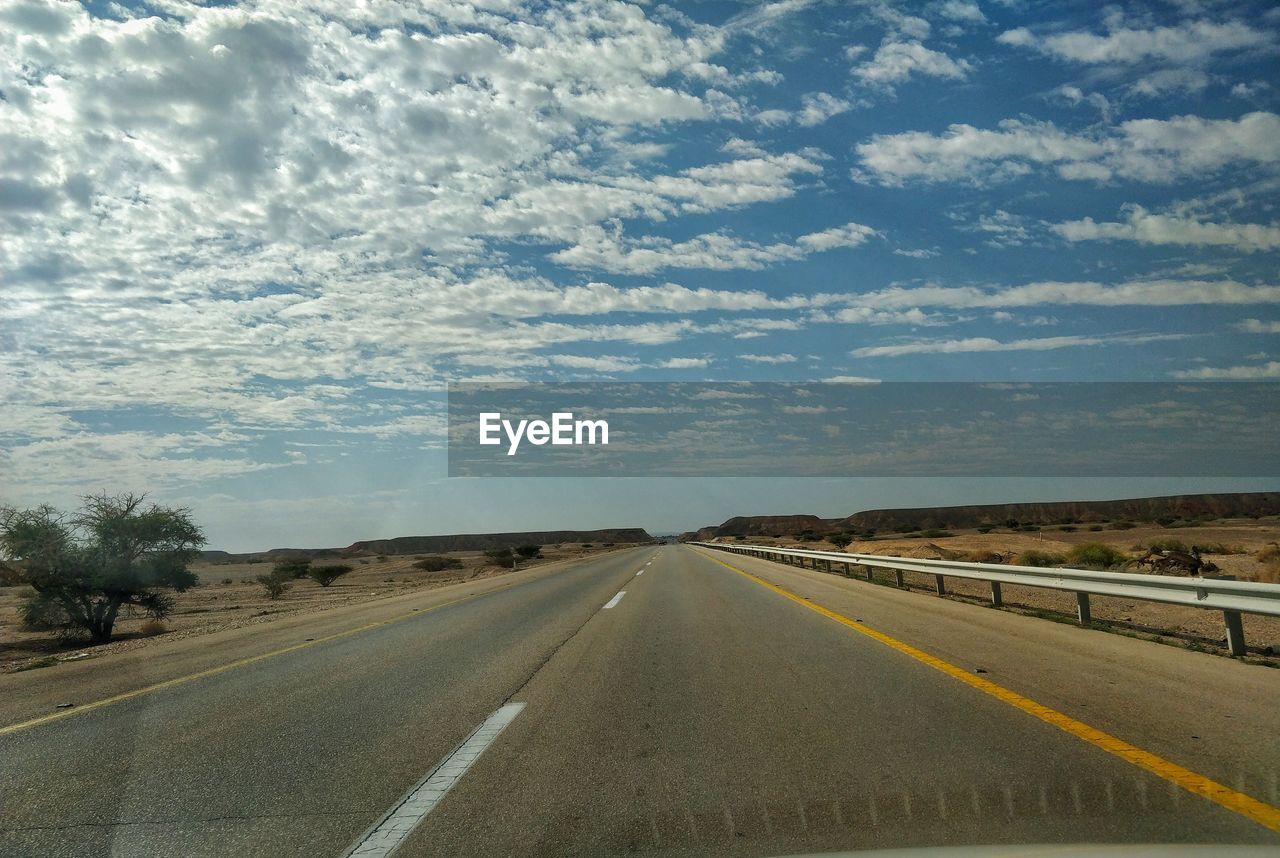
[976,526,993,534]
[272,559,311,579]
[485,547,517,568]
[1255,544,1280,564]
[581,543,593,549]
[308,564,353,587]
[1017,550,1065,567]
[1067,543,1128,569]
[1087,525,1103,532]
[966,550,1005,563]
[1108,520,1136,530]
[515,544,542,559]
[415,556,463,572]
[1057,525,1077,532]
[140,619,167,636]
[221,577,234,585]
[920,529,954,538]
[794,530,820,541]
[829,533,853,549]
[256,573,290,599]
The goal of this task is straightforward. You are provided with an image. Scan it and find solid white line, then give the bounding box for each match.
[343,703,526,858]
[603,591,626,609]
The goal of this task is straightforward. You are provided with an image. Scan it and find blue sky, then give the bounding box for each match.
[2,0,1279,549]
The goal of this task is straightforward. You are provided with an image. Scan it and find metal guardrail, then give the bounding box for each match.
[689,542,1280,656]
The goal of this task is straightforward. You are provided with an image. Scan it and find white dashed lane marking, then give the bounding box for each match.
[603,591,626,609]
[343,703,525,858]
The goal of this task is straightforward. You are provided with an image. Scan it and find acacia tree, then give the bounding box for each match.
[0,493,205,643]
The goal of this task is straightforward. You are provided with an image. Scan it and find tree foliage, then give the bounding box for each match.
[0,493,205,642]
[308,563,353,587]
[515,544,541,559]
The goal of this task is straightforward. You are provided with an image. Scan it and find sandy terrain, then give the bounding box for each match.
[713,517,1280,659]
[0,542,643,672]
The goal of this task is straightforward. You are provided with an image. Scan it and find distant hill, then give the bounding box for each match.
[345,529,652,555]
[200,527,652,561]
[686,492,1280,540]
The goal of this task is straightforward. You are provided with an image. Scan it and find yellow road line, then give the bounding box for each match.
[0,591,488,738]
[695,549,1280,834]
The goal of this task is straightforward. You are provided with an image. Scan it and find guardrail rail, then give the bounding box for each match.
[690,542,1280,656]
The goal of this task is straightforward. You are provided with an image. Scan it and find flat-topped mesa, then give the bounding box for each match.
[690,492,1280,540]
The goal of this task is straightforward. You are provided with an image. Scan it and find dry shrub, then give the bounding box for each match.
[1017,550,1065,567]
[1255,561,1280,585]
[1256,544,1280,564]
[140,619,168,636]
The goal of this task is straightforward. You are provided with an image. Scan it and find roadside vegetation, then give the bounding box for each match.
[0,493,205,643]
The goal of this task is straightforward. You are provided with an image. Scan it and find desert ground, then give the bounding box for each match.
[0,542,641,672]
[713,516,1280,660]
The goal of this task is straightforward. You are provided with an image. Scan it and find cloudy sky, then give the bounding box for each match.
[2,0,1279,549]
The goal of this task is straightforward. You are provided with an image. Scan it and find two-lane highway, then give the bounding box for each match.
[3,545,1278,857]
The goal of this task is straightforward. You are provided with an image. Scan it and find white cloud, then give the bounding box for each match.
[854,40,970,86]
[855,112,1280,185]
[659,357,710,369]
[740,353,798,363]
[1238,319,1280,334]
[828,307,952,326]
[935,1,986,24]
[549,354,642,372]
[853,279,1280,309]
[852,333,1186,357]
[549,221,877,274]
[997,20,1268,65]
[1173,361,1280,379]
[755,92,853,127]
[796,92,854,126]
[1052,206,1280,252]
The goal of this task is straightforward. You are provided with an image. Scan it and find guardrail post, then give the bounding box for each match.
[934,574,946,596]
[894,570,904,588]
[865,565,874,582]
[1076,593,1092,626]
[990,581,1003,607]
[1223,611,1246,656]
[842,562,851,577]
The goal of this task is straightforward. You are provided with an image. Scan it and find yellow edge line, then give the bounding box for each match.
[695,549,1280,835]
[0,590,491,738]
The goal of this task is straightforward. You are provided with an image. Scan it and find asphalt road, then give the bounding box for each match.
[2,545,1278,857]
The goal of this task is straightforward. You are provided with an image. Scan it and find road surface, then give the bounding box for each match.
[2,545,1279,856]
